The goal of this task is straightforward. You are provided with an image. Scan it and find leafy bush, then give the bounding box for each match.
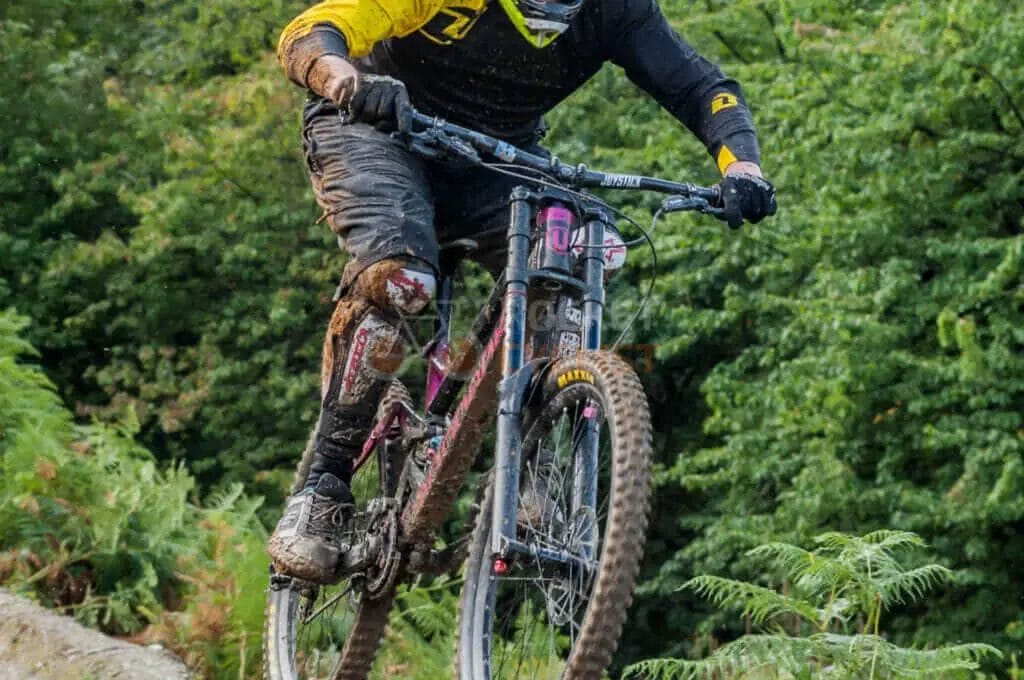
[3,0,1024,676]
[572,0,1024,666]
[374,580,460,679]
[0,308,266,677]
[627,531,1001,679]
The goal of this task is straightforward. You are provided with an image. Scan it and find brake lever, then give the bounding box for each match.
[661,195,726,219]
[445,136,480,163]
[397,127,481,163]
[661,196,707,213]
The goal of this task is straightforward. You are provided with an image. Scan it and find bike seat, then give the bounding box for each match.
[438,238,479,274]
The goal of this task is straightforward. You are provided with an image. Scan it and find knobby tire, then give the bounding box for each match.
[456,349,653,680]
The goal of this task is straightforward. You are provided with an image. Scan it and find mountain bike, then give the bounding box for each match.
[263,109,726,680]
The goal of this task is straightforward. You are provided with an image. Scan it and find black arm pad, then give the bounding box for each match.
[283,24,350,88]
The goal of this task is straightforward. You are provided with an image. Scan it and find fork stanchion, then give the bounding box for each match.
[491,186,533,558]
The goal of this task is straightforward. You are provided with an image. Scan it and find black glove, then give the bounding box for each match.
[347,74,412,132]
[720,173,777,228]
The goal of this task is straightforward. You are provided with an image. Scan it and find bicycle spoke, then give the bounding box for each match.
[303,584,353,625]
[480,397,613,679]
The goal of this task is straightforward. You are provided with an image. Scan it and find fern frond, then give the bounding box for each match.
[719,633,821,669]
[749,542,856,600]
[684,575,819,625]
[878,564,953,607]
[206,483,245,511]
[813,633,1001,676]
[885,641,1002,674]
[821,532,906,586]
[624,655,750,679]
[747,541,816,574]
[393,585,457,639]
[625,634,819,680]
[814,531,857,552]
[861,529,925,551]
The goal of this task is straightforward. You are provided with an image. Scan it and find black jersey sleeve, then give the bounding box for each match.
[605,0,761,173]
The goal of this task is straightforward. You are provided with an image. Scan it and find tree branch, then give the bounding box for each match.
[761,7,790,61]
[713,30,751,64]
[968,63,1024,135]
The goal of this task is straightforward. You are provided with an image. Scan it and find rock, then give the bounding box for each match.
[0,589,191,680]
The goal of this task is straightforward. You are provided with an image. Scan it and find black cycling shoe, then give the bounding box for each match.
[268,473,355,584]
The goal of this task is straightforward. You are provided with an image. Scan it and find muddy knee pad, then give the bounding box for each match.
[313,297,405,463]
[355,257,436,317]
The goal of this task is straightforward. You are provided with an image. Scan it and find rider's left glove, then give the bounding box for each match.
[720,171,778,229]
[307,55,412,133]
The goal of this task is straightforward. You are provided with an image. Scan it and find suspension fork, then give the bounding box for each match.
[491,186,532,558]
[490,194,613,563]
[573,209,611,558]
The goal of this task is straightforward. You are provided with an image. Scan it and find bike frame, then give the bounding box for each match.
[351,110,722,577]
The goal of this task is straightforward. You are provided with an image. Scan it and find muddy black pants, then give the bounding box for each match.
[302,96,545,284]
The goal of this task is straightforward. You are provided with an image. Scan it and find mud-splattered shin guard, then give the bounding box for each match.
[303,258,436,491]
[305,300,404,490]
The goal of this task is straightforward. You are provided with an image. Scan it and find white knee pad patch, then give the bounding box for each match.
[385,267,436,315]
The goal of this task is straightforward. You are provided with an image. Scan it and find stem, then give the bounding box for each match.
[868,593,882,679]
[712,30,751,64]
[22,550,94,586]
[866,550,880,680]
[238,633,246,680]
[820,586,837,633]
[761,7,790,61]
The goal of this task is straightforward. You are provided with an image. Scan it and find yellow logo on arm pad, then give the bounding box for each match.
[711,93,739,115]
[556,369,595,389]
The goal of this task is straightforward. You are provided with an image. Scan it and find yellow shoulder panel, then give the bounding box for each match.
[279,0,448,59]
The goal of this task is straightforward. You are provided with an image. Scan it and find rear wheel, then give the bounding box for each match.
[456,350,653,679]
[264,382,410,680]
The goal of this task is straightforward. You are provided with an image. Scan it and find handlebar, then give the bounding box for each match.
[402,110,724,218]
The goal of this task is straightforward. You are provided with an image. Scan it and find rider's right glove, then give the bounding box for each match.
[720,173,778,229]
[307,55,412,133]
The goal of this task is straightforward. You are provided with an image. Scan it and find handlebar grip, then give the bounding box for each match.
[703,184,723,206]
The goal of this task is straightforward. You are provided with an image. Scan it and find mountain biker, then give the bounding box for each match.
[268,0,778,584]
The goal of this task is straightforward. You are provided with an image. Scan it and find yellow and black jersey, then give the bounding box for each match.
[278,0,760,171]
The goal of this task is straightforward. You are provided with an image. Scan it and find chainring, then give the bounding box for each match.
[361,499,402,599]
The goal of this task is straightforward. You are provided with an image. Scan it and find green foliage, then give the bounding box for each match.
[67,57,332,490]
[3,0,1024,676]
[626,531,1001,679]
[1,308,189,632]
[374,580,460,679]
[0,308,267,676]
[373,577,568,679]
[559,0,1024,667]
[0,0,332,501]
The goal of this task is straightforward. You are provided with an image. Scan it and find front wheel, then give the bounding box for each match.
[457,350,653,679]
